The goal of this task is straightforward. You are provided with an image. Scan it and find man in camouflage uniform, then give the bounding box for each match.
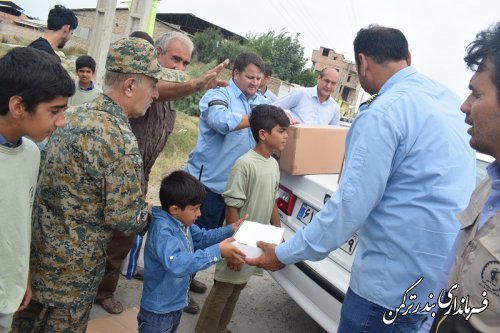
[11,37,186,333]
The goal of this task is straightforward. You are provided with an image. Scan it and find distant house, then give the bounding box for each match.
[0,1,27,23]
[156,13,245,41]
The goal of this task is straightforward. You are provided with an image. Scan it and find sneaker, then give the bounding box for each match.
[183,296,200,314]
[133,266,144,281]
[189,278,207,294]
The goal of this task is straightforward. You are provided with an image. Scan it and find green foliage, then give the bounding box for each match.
[192,28,225,63]
[246,30,307,83]
[192,28,309,84]
[174,62,218,117]
[293,68,317,87]
[193,27,248,65]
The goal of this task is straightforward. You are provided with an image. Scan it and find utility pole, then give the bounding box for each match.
[87,0,117,87]
[124,0,155,35]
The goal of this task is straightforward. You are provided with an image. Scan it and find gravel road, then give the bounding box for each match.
[89,264,327,333]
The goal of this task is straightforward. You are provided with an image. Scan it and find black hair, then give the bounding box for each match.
[0,47,75,116]
[249,104,290,142]
[354,25,409,66]
[464,22,500,98]
[47,5,78,31]
[264,63,273,77]
[129,31,154,46]
[232,52,265,76]
[75,55,96,72]
[160,170,206,211]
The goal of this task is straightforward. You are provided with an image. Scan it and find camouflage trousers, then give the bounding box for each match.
[11,299,92,333]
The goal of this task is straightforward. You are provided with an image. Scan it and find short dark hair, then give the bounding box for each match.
[464,22,500,98]
[129,31,154,45]
[249,104,290,142]
[232,52,265,76]
[354,25,409,66]
[159,170,206,211]
[47,5,78,31]
[75,55,96,72]
[264,63,273,77]
[0,47,75,116]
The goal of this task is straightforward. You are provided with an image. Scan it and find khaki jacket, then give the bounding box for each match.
[446,177,500,332]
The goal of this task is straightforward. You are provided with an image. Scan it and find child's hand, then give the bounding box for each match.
[219,237,245,263]
[231,214,249,232]
[227,257,243,271]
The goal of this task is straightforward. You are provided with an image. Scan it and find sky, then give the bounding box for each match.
[14,0,500,100]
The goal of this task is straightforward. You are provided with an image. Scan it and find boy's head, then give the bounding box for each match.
[75,55,96,87]
[0,47,74,141]
[249,104,290,150]
[47,5,78,49]
[159,170,206,226]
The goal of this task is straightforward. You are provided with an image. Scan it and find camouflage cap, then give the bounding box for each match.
[106,37,188,83]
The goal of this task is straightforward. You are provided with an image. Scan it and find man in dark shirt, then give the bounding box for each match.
[28,5,78,61]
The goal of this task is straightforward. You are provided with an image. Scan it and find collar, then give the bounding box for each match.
[152,206,187,230]
[378,66,416,96]
[96,94,129,125]
[312,85,331,103]
[229,79,258,102]
[487,161,500,190]
[79,81,95,92]
[0,132,22,148]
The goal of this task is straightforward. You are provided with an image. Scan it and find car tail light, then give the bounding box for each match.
[277,185,297,216]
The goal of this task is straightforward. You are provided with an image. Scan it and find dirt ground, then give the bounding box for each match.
[89,249,326,333]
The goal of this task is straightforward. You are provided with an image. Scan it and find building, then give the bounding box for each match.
[311,46,361,119]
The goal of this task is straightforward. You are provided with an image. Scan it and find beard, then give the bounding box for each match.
[57,40,67,49]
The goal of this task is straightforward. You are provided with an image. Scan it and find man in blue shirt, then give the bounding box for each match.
[247,25,476,333]
[274,67,340,125]
[186,53,269,231]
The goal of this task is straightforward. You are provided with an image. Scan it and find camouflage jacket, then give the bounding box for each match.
[30,94,149,308]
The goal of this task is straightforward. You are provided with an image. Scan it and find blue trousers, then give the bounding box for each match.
[138,308,183,333]
[338,288,426,333]
[195,187,226,230]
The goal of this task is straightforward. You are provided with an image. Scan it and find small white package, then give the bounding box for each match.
[232,221,284,258]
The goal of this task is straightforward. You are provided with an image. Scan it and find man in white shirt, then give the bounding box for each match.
[274,67,340,125]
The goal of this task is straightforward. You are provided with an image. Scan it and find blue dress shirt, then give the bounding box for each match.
[140,206,234,314]
[273,85,340,125]
[276,67,476,310]
[186,80,269,194]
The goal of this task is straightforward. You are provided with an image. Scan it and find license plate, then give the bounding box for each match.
[340,234,358,255]
[296,203,317,225]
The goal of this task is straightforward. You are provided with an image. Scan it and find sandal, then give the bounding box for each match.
[98,298,124,314]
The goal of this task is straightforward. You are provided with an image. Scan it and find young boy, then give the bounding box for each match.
[139,170,246,333]
[195,104,290,333]
[0,47,74,332]
[68,55,102,106]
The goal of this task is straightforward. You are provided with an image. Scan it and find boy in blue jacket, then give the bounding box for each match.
[138,170,246,333]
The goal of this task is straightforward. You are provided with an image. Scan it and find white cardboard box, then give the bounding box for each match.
[232,221,284,258]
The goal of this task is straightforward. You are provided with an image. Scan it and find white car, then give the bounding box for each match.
[271,153,494,333]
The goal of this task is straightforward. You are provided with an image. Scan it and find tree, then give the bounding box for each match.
[246,30,307,83]
[193,28,309,85]
[294,69,317,87]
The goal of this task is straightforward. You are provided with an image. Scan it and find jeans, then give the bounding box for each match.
[195,187,226,230]
[138,308,182,333]
[338,288,427,333]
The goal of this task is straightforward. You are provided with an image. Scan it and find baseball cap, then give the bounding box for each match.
[106,37,188,82]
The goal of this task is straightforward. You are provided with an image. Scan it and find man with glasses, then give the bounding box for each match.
[274,67,340,125]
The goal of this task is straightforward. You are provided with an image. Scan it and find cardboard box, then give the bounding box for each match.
[279,125,348,175]
[232,221,284,258]
[86,307,138,333]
